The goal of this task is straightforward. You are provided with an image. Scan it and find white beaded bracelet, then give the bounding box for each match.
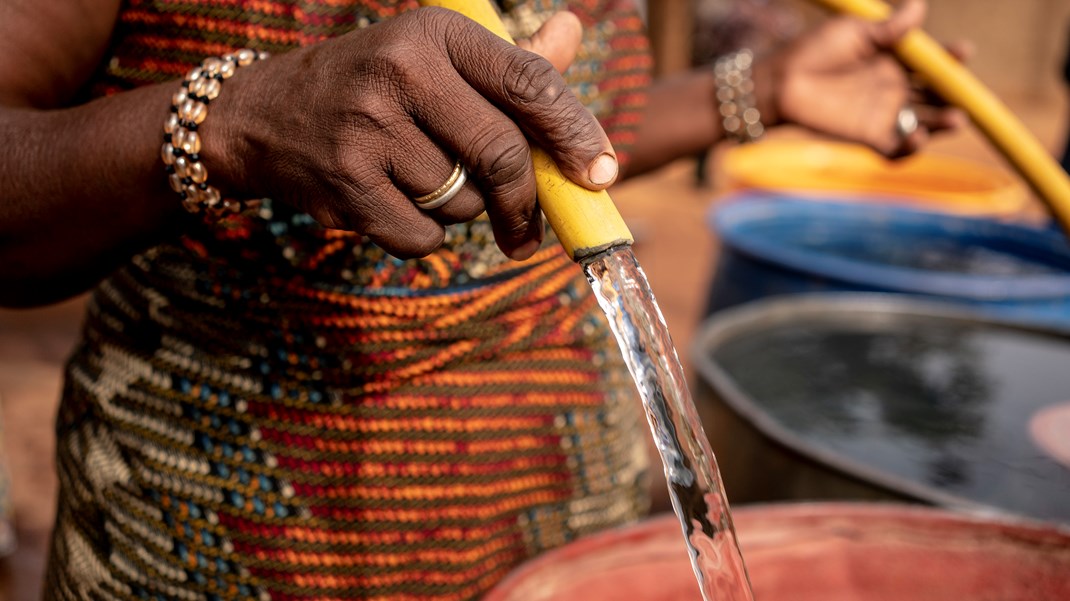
[714,49,764,144]
[161,49,268,217]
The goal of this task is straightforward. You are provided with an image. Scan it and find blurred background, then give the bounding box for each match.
[2,0,1069,599]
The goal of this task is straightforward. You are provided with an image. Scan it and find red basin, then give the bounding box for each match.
[484,503,1070,601]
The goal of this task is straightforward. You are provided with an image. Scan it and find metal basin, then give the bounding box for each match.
[691,293,1070,523]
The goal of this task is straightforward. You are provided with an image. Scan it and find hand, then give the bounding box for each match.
[756,0,967,157]
[206,7,614,260]
[517,11,584,74]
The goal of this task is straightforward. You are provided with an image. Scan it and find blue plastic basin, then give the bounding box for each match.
[706,194,1070,326]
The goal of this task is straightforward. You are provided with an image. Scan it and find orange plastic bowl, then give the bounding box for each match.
[718,139,1029,218]
[484,503,1070,601]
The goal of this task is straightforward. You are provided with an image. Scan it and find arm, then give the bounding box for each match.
[618,68,726,180]
[0,5,618,308]
[0,0,186,307]
[620,0,964,180]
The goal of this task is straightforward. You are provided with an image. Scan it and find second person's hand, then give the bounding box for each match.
[754,0,966,157]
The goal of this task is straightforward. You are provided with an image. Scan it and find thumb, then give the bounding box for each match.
[944,39,975,63]
[516,11,583,73]
[868,0,926,49]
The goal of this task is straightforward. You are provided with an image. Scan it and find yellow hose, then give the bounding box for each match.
[810,0,1070,234]
[418,0,633,260]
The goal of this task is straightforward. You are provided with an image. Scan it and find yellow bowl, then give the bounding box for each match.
[718,139,1030,219]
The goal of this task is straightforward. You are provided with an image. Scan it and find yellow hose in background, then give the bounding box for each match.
[810,0,1070,235]
[418,0,633,261]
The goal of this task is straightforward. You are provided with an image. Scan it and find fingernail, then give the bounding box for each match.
[588,153,618,186]
[508,238,542,261]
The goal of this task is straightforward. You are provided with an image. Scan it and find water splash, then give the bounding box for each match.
[584,246,754,601]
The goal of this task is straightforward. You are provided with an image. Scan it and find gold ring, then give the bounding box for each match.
[413,161,467,210]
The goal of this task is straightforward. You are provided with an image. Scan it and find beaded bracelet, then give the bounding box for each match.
[161,49,268,217]
[713,49,764,144]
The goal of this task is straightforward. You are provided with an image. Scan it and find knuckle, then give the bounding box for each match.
[425,7,479,50]
[503,53,564,107]
[307,155,387,231]
[873,58,906,84]
[470,127,532,191]
[391,6,448,42]
[373,42,426,94]
[418,6,462,34]
[484,140,531,189]
[411,5,455,29]
[465,126,535,238]
[375,12,465,112]
[410,6,476,59]
[547,104,603,154]
[348,96,406,137]
[334,143,382,190]
[308,204,351,231]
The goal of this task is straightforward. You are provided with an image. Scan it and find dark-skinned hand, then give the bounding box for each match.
[204,7,611,261]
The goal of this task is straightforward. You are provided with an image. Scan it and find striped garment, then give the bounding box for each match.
[47,1,654,600]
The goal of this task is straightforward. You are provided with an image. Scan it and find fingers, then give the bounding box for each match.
[438,10,618,190]
[387,122,486,225]
[360,190,447,259]
[944,39,975,63]
[388,113,545,260]
[868,0,926,49]
[894,126,929,158]
[408,85,542,259]
[881,103,965,158]
[772,0,960,160]
[515,11,583,74]
[913,104,967,134]
[385,116,543,260]
[308,174,448,260]
[292,8,610,261]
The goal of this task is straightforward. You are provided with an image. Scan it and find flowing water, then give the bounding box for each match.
[584,246,755,601]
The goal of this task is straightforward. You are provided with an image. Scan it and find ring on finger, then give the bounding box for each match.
[413,160,468,210]
[895,106,920,138]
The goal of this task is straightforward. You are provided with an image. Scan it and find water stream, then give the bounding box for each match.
[584,246,755,601]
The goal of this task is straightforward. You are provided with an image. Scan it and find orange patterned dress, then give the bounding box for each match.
[47,1,654,600]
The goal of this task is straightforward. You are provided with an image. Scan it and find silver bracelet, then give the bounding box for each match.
[713,49,764,143]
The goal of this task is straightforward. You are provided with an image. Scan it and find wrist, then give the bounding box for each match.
[197,53,283,202]
[193,74,248,201]
[750,54,783,129]
[712,50,768,143]
[161,49,268,216]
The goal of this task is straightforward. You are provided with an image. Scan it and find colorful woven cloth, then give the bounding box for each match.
[46,1,655,600]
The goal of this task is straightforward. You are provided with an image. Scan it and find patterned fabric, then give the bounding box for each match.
[91,0,651,172]
[47,1,655,600]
